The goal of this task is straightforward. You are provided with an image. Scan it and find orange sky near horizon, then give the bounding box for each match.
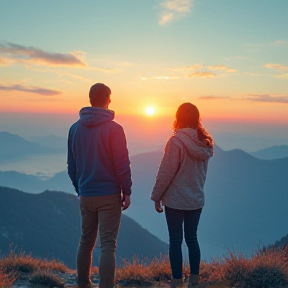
[1,87,287,126]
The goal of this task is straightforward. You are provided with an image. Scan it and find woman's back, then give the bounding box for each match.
[151,128,213,210]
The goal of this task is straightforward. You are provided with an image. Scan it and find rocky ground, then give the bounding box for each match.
[11,272,226,288]
[11,271,168,288]
[11,271,94,288]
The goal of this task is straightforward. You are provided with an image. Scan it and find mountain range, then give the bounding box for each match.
[1,131,288,162]
[0,187,168,268]
[0,132,64,162]
[124,146,288,259]
[250,145,288,160]
[1,132,288,260]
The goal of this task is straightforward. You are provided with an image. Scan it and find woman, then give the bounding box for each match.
[151,103,214,287]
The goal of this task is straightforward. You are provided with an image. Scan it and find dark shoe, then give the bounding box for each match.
[188,274,199,287]
[171,278,184,288]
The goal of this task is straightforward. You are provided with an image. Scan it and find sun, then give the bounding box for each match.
[145,106,155,116]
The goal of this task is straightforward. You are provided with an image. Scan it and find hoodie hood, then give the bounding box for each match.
[79,107,115,127]
[174,128,213,160]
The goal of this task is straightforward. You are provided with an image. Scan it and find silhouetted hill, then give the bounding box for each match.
[0,132,62,161]
[249,145,288,160]
[0,187,168,268]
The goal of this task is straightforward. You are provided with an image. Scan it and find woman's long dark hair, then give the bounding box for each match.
[173,103,214,147]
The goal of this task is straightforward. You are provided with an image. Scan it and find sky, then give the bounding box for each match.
[0,0,288,151]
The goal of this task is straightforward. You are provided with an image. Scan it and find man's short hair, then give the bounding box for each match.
[89,83,111,107]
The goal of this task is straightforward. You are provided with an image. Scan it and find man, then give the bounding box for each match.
[67,83,132,288]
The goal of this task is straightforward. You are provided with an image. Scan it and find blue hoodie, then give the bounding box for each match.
[67,107,132,196]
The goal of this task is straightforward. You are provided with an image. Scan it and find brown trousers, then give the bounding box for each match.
[77,194,122,288]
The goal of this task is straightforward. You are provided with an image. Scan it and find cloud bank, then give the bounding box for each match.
[264,63,288,71]
[208,65,237,73]
[141,63,236,80]
[159,0,193,25]
[188,72,215,78]
[245,94,288,104]
[0,84,62,96]
[0,43,86,67]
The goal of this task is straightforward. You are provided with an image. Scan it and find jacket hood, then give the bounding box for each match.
[174,128,213,160]
[79,107,115,127]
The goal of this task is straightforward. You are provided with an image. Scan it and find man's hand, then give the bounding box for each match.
[154,201,163,213]
[122,194,131,211]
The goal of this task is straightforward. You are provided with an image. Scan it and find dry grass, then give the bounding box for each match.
[0,269,18,288]
[220,248,288,287]
[29,270,65,288]
[0,250,68,274]
[0,250,68,287]
[148,256,171,281]
[199,260,224,285]
[0,247,288,287]
[114,248,288,287]
[115,257,154,285]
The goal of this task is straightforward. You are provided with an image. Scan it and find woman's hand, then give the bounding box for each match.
[155,201,163,213]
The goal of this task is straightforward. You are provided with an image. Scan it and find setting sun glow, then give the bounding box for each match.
[145,107,155,116]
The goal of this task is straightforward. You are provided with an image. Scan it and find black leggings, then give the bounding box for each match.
[165,206,202,279]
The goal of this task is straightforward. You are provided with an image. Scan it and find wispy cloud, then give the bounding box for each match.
[168,64,203,72]
[275,74,288,79]
[198,96,230,100]
[188,72,215,78]
[245,94,288,104]
[274,40,286,45]
[199,94,288,103]
[171,64,236,76]
[208,65,236,73]
[0,84,62,96]
[141,76,180,80]
[0,42,86,67]
[159,0,193,25]
[141,63,235,80]
[264,63,288,71]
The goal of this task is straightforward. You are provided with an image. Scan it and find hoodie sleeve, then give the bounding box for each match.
[111,125,132,195]
[151,139,181,202]
[67,128,79,194]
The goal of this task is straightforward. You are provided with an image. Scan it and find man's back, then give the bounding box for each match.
[67,106,131,197]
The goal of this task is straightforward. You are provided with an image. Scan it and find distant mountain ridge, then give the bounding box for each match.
[0,170,74,193]
[0,187,168,268]
[125,145,288,259]
[249,145,288,160]
[27,135,67,151]
[0,131,63,162]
